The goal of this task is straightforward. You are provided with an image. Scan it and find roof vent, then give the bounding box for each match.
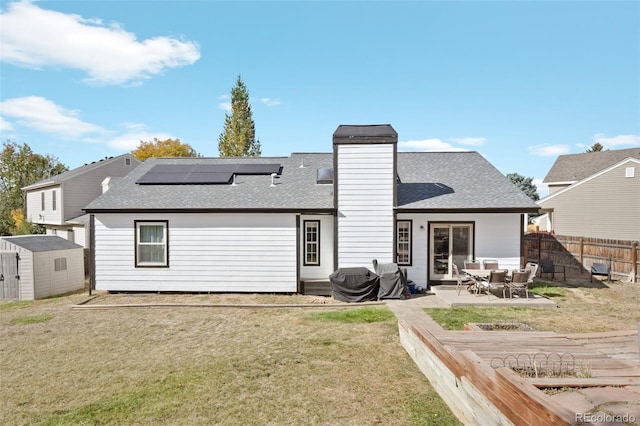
[316,167,333,184]
[270,173,279,187]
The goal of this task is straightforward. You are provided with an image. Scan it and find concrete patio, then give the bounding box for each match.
[429,284,558,308]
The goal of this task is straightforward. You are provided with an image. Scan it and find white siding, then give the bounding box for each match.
[94,213,297,292]
[63,156,137,221]
[396,213,523,288]
[26,187,63,225]
[337,144,394,268]
[32,249,84,299]
[0,243,33,300]
[19,251,34,301]
[299,214,334,280]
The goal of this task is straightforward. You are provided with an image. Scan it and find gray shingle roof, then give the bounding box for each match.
[22,154,140,190]
[543,148,640,183]
[85,154,335,211]
[84,151,537,212]
[2,235,83,252]
[397,152,538,210]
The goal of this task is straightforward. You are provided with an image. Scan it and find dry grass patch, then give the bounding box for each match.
[1,293,459,425]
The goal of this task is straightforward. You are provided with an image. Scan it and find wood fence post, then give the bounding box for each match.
[632,242,638,284]
[537,233,542,265]
[579,239,584,274]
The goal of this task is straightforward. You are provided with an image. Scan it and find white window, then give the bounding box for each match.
[54,257,67,272]
[625,167,635,178]
[125,157,132,166]
[397,220,412,265]
[304,220,320,266]
[135,221,168,267]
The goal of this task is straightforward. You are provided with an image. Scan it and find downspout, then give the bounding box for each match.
[295,215,301,294]
[89,214,95,295]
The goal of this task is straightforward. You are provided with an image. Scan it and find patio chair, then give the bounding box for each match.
[453,263,476,295]
[482,260,499,270]
[506,270,530,298]
[540,259,565,281]
[464,260,481,270]
[480,269,508,300]
[524,262,539,282]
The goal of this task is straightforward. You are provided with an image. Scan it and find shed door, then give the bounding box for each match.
[0,253,20,300]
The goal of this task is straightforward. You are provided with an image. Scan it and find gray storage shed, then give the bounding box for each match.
[0,235,84,300]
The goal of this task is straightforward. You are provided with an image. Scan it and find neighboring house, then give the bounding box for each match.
[543,148,640,195]
[0,235,84,300]
[84,125,538,293]
[538,155,640,241]
[530,213,551,232]
[23,154,140,248]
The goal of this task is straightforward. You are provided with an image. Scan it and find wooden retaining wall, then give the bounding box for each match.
[399,320,576,426]
[524,233,639,283]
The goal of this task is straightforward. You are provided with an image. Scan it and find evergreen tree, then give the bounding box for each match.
[218,75,261,157]
[506,172,540,201]
[586,142,604,152]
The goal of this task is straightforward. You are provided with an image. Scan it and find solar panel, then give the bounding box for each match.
[236,164,282,175]
[183,172,233,184]
[136,163,282,185]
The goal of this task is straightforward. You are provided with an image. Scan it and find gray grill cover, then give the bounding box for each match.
[374,261,408,300]
[329,267,379,302]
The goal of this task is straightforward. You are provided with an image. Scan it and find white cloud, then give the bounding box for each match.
[528,144,571,157]
[398,138,472,152]
[532,178,549,199]
[593,133,640,147]
[260,97,281,107]
[218,102,231,111]
[107,131,174,151]
[0,1,200,86]
[450,137,486,146]
[0,115,13,131]
[0,96,106,139]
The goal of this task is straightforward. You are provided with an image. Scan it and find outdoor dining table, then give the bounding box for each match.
[461,268,491,279]
[461,268,511,295]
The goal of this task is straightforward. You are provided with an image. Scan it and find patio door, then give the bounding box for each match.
[429,223,473,280]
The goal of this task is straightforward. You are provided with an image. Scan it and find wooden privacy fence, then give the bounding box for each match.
[524,232,639,283]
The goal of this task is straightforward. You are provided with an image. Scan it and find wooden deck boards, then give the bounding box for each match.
[429,328,640,384]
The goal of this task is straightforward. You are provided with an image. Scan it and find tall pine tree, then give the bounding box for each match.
[218,75,261,157]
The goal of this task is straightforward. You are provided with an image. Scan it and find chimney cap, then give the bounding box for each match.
[333,124,397,145]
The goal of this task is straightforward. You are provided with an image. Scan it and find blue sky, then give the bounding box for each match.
[1,0,639,197]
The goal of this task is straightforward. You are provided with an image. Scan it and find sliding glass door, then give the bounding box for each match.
[429,223,473,280]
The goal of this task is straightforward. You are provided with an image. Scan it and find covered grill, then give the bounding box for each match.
[329,267,379,302]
